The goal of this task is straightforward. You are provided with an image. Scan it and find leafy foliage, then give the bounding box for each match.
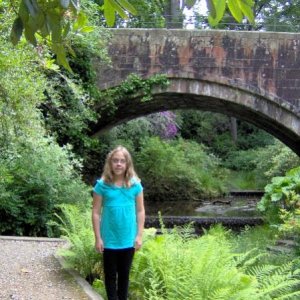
[257,166,300,227]
[253,141,300,182]
[9,0,136,71]
[50,205,300,300]
[0,137,91,236]
[96,73,169,116]
[179,110,274,162]
[115,0,166,28]
[0,7,92,236]
[50,203,102,281]
[255,0,300,32]
[135,137,228,201]
[207,0,254,26]
[8,0,255,70]
[129,224,300,299]
[108,111,180,150]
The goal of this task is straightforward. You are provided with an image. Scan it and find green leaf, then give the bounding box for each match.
[185,0,197,9]
[117,0,137,15]
[206,0,216,19]
[108,0,128,20]
[73,11,88,31]
[227,0,243,23]
[238,0,254,24]
[10,17,24,45]
[66,44,76,57]
[27,9,45,33]
[60,0,70,9]
[207,0,226,27]
[62,22,71,38]
[52,42,73,73]
[271,192,283,202]
[40,20,50,38]
[104,0,115,27]
[47,12,62,43]
[24,25,37,46]
[80,26,94,33]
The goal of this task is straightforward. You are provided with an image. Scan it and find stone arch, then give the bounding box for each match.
[91,78,300,156]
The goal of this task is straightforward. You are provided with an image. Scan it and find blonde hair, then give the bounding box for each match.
[102,146,140,188]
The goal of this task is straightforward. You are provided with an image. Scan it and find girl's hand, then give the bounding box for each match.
[135,235,143,251]
[95,238,104,253]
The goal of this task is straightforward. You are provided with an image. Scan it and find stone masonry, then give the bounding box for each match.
[92,29,300,155]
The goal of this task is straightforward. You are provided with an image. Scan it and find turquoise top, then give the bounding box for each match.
[93,178,143,249]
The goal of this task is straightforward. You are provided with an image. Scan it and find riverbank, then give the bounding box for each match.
[0,236,103,300]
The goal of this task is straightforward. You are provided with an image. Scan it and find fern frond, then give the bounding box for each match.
[234,248,268,271]
[276,290,300,299]
[251,262,300,299]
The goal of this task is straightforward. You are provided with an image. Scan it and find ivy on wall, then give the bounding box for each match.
[96,73,170,116]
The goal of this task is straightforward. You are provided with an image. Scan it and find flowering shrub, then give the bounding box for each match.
[147,111,179,139]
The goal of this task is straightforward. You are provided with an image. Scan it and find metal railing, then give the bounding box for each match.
[115,14,300,33]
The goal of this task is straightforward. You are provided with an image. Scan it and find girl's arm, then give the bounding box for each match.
[92,193,104,253]
[135,191,145,250]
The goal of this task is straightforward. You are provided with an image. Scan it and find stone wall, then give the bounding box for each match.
[92,29,300,155]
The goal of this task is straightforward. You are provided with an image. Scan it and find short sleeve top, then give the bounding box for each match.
[93,178,143,249]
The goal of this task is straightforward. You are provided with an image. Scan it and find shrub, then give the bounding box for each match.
[0,137,91,236]
[254,141,300,181]
[257,166,300,227]
[135,137,228,201]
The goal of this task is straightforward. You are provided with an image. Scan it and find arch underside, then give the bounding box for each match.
[91,79,300,156]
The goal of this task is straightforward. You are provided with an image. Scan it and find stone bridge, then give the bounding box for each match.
[92,29,300,155]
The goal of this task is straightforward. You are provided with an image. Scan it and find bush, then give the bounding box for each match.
[135,137,228,201]
[0,137,91,236]
[257,166,300,227]
[254,140,300,181]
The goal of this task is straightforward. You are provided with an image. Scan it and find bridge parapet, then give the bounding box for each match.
[96,29,300,107]
[92,29,300,155]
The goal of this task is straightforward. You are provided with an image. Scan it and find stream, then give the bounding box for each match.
[145,196,261,218]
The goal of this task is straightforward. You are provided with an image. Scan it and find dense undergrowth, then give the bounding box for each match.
[52,203,300,300]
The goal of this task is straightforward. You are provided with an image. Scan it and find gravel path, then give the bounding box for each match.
[0,237,103,300]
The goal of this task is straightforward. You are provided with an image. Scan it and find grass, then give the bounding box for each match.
[227,170,267,190]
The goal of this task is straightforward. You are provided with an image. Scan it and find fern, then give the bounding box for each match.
[249,262,300,299]
[49,203,101,279]
[131,224,258,299]
[130,223,300,300]
[52,206,300,300]
[234,248,268,270]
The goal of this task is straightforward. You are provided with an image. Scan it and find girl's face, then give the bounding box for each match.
[111,151,127,177]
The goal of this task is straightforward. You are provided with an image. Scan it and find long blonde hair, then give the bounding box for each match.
[102,146,140,187]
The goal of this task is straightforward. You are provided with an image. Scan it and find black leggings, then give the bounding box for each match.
[103,248,135,300]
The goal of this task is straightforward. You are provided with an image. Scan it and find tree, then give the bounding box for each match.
[8,0,255,70]
[255,0,300,32]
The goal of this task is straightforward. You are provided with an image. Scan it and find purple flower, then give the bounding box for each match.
[147,111,178,139]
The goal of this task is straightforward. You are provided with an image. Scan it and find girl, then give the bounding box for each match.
[92,146,145,300]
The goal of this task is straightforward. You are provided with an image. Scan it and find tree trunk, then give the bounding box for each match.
[230,117,238,143]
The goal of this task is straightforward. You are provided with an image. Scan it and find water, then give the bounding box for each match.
[145,197,261,218]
